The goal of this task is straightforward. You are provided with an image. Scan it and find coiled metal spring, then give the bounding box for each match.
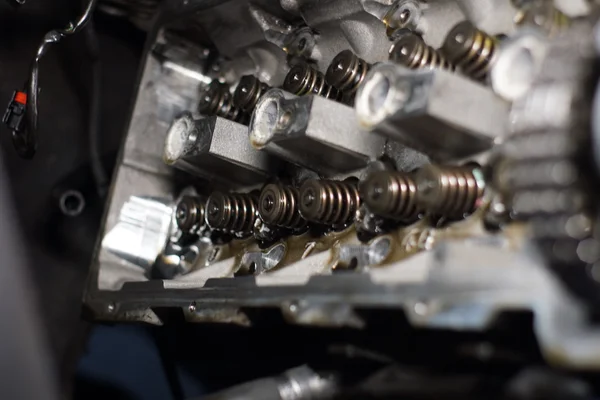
[283,64,343,101]
[258,184,307,230]
[361,171,421,222]
[175,196,206,233]
[299,179,360,225]
[441,21,498,81]
[325,50,371,96]
[390,31,454,71]
[415,165,485,219]
[198,81,247,123]
[205,192,258,235]
[515,2,570,37]
[233,75,271,114]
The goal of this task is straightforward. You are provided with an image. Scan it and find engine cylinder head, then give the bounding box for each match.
[175,196,206,233]
[325,50,371,96]
[233,75,271,114]
[389,32,454,71]
[361,171,421,222]
[198,81,247,123]
[441,21,498,81]
[283,64,343,100]
[299,179,360,226]
[205,192,258,235]
[259,184,307,230]
[415,165,485,219]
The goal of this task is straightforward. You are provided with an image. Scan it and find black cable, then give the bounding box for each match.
[84,19,109,197]
[10,0,98,158]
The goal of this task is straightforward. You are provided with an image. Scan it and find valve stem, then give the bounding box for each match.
[361,171,421,222]
[198,81,248,123]
[299,179,361,226]
[325,50,372,99]
[175,196,206,234]
[441,21,498,81]
[515,1,570,37]
[415,164,486,219]
[233,75,271,114]
[205,191,258,235]
[283,64,343,101]
[258,184,307,230]
[390,31,455,71]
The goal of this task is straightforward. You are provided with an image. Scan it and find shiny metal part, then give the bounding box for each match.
[298,179,361,225]
[490,29,548,101]
[164,112,280,187]
[361,170,420,222]
[155,238,213,279]
[283,63,343,101]
[201,365,339,400]
[389,30,455,71]
[441,21,498,81]
[259,184,307,230]
[233,75,271,114]
[356,63,508,161]
[198,81,247,123]
[205,191,258,236]
[515,2,571,37]
[250,89,385,174]
[325,50,371,98]
[102,196,174,272]
[415,164,486,219]
[338,236,392,269]
[239,243,287,275]
[175,196,206,234]
[382,0,467,49]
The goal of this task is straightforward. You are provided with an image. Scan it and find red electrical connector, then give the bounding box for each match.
[3,90,27,134]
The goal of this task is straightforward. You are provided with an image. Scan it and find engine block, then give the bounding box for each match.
[86,0,600,371]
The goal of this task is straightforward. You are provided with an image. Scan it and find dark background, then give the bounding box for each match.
[0,1,167,398]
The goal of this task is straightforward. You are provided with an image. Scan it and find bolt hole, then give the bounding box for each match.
[249,262,257,274]
[399,9,411,24]
[298,38,307,51]
[349,257,358,270]
[59,190,85,217]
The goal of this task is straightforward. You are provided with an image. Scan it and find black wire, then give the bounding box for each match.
[84,19,109,197]
[11,0,98,159]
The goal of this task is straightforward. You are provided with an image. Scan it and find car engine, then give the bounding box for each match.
[34,0,600,396]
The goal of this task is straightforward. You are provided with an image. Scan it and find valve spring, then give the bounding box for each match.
[233,75,271,114]
[205,192,258,234]
[283,64,343,101]
[299,179,361,226]
[515,2,570,37]
[258,184,307,230]
[441,21,498,81]
[361,171,421,222]
[389,31,455,71]
[415,164,486,219]
[325,50,372,95]
[175,196,206,233]
[198,81,247,123]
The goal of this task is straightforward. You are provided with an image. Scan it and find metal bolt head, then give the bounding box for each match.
[258,184,284,224]
[175,196,206,233]
[326,50,357,88]
[205,192,228,229]
[284,64,312,94]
